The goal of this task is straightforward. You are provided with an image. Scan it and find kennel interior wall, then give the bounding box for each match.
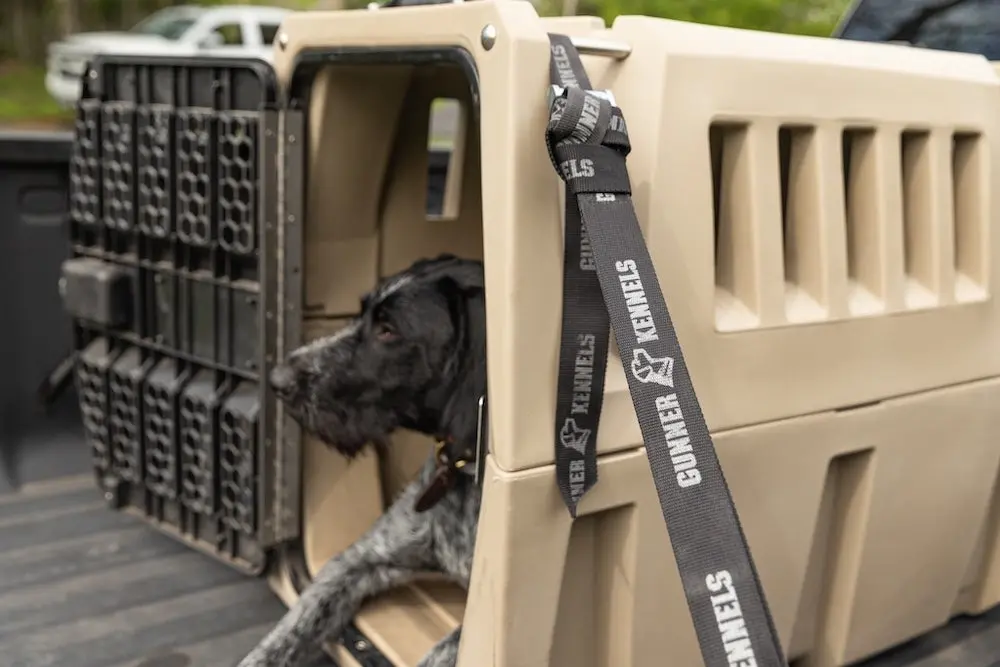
[267,3,1000,667]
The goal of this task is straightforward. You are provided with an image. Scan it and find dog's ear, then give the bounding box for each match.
[437,276,487,460]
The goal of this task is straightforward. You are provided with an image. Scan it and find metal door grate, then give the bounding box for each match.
[62,56,294,574]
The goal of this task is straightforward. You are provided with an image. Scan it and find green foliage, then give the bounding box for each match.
[545,0,851,37]
[0,63,73,127]
[194,0,324,8]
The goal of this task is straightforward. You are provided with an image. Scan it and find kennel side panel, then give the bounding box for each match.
[290,10,1000,473]
[458,377,1000,667]
[605,19,1000,439]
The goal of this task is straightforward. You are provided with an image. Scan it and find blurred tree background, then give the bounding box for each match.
[0,0,851,126]
[2,0,318,64]
[2,0,852,65]
[534,0,848,35]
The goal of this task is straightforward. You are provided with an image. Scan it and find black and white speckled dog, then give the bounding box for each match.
[238,254,486,667]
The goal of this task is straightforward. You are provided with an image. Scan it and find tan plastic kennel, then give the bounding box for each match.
[264,3,1000,666]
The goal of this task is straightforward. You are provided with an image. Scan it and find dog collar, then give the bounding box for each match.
[413,439,474,513]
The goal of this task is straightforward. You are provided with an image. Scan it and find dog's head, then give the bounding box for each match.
[270,254,486,460]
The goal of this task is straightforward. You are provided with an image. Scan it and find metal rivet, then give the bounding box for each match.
[278,33,289,50]
[287,134,296,144]
[355,639,370,651]
[480,24,497,51]
[104,491,114,502]
[88,70,97,80]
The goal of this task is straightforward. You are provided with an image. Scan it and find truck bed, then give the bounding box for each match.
[1,431,999,667]
[0,431,333,667]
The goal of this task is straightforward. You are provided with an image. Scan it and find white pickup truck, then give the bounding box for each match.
[45,4,291,107]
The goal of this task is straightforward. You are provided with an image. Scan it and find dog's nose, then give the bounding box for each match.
[269,364,297,399]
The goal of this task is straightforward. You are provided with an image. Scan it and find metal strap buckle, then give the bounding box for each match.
[546,85,617,111]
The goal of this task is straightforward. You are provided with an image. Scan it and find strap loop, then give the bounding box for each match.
[546,32,612,517]
[551,144,631,195]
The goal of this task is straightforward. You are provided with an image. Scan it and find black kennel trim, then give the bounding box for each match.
[63,54,301,575]
[283,44,480,118]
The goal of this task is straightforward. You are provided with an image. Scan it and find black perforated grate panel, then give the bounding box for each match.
[218,114,258,255]
[70,101,102,227]
[176,110,214,246]
[64,57,282,574]
[101,103,135,231]
[137,106,173,237]
[109,348,144,483]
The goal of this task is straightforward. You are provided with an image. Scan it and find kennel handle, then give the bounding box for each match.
[569,37,632,60]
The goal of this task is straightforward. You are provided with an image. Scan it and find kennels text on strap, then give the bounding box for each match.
[544,33,788,667]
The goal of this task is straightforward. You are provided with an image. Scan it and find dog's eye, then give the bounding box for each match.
[373,323,399,342]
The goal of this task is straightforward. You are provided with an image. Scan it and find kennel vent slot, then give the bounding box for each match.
[779,124,826,323]
[841,127,883,316]
[952,131,987,301]
[711,121,760,331]
[900,129,936,309]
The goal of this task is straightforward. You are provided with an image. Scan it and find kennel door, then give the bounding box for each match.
[61,54,301,576]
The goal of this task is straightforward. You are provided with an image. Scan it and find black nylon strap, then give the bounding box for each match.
[553,144,631,195]
[545,34,787,667]
[548,33,611,517]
